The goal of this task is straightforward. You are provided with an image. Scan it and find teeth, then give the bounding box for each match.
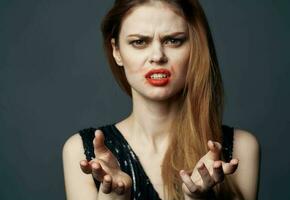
[150,73,168,79]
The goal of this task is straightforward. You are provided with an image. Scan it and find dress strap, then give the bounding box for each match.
[79,127,101,190]
[221,125,234,162]
[79,127,97,161]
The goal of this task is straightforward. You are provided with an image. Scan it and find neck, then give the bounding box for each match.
[125,90,182,153]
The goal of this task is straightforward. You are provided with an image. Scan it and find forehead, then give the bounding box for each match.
[120,2,188,36]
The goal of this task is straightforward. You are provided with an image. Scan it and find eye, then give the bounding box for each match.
[164,38,185,46]
[130,39,147,48]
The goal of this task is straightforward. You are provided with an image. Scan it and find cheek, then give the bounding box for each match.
[120,53,145,81]
[120,55,149,81]
[169,51,190,75]
[120,50,147,72]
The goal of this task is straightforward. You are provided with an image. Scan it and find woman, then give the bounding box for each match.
[62,0,260,199]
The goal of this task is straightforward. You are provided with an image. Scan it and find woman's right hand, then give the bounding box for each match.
[79,130,132,195]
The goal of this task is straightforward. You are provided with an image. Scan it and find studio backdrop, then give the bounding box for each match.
[0,0,289,199]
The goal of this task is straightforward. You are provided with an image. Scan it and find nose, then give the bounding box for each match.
[149,42,168,64]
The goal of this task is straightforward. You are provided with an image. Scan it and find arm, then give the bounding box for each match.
[230,129,261,200]
[63,130,132,200]
[62,133,98,200]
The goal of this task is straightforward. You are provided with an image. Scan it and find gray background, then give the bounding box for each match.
[0,0,289,199]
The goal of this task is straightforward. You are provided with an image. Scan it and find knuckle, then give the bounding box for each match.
[188,186,197,193]
[184,182,198,194]
[104,177,111,183]
[102,189,110,194]
[182,184,193,195]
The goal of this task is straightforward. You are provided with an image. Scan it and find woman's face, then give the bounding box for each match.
[111,2,190,101]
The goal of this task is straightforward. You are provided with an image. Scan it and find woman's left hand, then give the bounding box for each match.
[179,140,239,200]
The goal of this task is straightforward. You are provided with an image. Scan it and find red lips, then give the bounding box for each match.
[144,69,171,78]
[145,68,171,86]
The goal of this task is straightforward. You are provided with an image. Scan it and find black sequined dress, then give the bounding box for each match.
[79,124,234,200]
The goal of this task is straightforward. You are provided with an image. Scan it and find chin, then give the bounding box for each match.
[143,90,183,102]
[131,83,185,101]
[149,95,172,102]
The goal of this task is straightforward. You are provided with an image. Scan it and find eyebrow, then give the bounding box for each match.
[126,32,187,39]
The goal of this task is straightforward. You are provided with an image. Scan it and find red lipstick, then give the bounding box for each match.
[145,69,171,86]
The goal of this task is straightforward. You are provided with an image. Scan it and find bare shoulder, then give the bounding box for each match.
[62,133,87,167]
[62,133,98,200]
[233,128,260,154]
[230,128,261,200]
[62,133,83,156]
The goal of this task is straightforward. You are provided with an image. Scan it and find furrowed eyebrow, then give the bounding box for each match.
[126,32,187,39]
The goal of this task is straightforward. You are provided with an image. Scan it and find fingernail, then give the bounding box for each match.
[104,175,111,182]
[95,130,99,136]
[231,159,239,165]
[180,170,185,176]
[214,161,221,168]
[92,163,97,168]
[198,162,204,169]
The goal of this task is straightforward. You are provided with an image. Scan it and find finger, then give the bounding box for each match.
[80,160,92,174]
[212,161,224,183]
[222,158,239,175]
[207,140,222,160]
[91,161,106,181]
[197,162,215,189]
[94,130,110,154]
[101,174,113,194]
[179,170,199,194]
[115,181,125,195]
[122,176,133,192]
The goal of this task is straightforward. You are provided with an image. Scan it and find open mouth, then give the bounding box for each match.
[149,73,169,79]
[145,69,171,86]
[145,68,171,78]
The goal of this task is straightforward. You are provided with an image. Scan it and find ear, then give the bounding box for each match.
[111,38,123,66]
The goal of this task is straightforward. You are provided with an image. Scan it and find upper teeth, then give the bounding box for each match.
[150,73,168,79]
